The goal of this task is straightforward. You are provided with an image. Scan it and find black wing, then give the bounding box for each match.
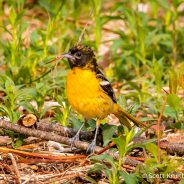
[96,69,117,103]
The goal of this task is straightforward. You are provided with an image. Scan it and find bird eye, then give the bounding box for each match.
[75,52,82,58]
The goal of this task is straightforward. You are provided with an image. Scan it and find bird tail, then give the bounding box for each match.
[113,103,145,129]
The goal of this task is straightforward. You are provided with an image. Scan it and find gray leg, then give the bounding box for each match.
[87,125,100,153]
[70,122,85,149]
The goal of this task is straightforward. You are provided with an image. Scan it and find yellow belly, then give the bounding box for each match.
[66,68,113,119]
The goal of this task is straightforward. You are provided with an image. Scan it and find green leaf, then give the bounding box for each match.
[169,69,178,94]
[169,70,178,94]
[0,105,13,122]
[126,129,134,145]
[155,0,169,9]
[120,172,139,184]
[84,176,97,184]
[94,16,102,48]
[5,77,15,94]
[112,137,126,159]
[167,94,181,110]
[102,124,117,146]
[127,143,144,152]
[140,117,156,122]
[38,0,51,13]
[9,8,17,26]
[163,106,177,119]
[30,31,41,45]
[88,163,111,180]
[126,81,141,92]
[145,142,158,158]
[19,102,38,115]
[92,0,102,16]
[90,154,117,169]
[174,121,184,129]
[12,135,24,149]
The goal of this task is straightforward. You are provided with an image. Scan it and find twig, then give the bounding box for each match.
[0,162,19,183]
[17,158,79,164]
[46,173,85,183]
[21,165,93,183]
[122,164,135,171]
[77,9,93,43]
[126,155,145,162]
[21,174,35,184]
[96,141,115,155]
[0,147,86,160]
[157,96,167,164]
[123,157,141,167]
[27,55,64,84]
[0,165,8,184]
[8,153,21,184]
[78,21,89,43]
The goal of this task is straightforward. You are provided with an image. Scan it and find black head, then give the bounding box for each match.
[63,43,96,69]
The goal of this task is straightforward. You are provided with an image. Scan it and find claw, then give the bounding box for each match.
[86,124,100,154]
[86,140,96,153]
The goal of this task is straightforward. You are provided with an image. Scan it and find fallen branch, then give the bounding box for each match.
[0,119,142,167]
[166,143,184,156]
[37,120,184,156]
[1,119,184,166]
[8,153,21,184]
[0,119,100,152]
[37,119,95,140]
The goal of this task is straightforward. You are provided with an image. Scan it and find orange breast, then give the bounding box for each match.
[66,67,113,119]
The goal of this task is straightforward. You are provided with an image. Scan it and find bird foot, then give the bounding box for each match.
[70,134,80,150]
[86,140,96,154]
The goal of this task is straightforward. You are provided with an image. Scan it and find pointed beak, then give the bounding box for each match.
[62,53,75,60]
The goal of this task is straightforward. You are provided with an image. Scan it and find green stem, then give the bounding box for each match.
[172,6,177,66]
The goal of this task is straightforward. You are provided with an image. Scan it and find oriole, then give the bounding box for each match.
[62,43,144,152]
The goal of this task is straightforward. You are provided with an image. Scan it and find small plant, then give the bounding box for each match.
[136,142,182,183]
[89,127,143,183]
[89,154,139,184]
[0,75,35,123]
